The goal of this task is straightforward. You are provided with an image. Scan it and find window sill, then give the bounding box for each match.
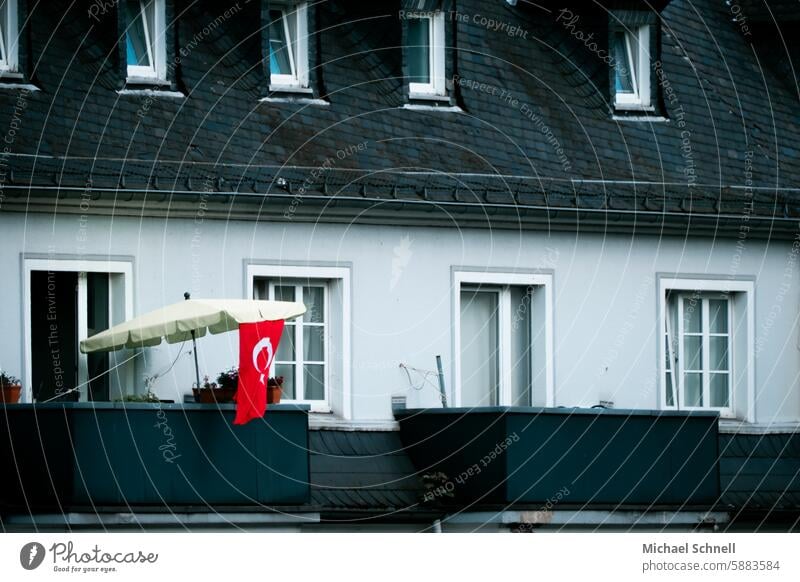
[612,114,668,122]
[718,419,799,434]
[0,70,24,80]
[117,88,185,98]
[125,76,171,87]
[269,84,313,95]
[0,81,39,91]
[402,103,463,113]
[308,413,399,431]
[260,95,329,106]
[614,103,655,112]
[408,92,450,103]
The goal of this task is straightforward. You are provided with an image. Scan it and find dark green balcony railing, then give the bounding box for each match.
[395,407,720,506]
[0,402,309,510]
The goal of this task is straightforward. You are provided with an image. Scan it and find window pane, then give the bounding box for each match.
[709,299,728,333]
[407,18,430,84]
[460,289,498,406]
[275,363,295,399]
[276,324,295,361]
[613,31,634,93]
[303,286,325,323]
[304,364,325,401]
[87,273,110,402]
[274,284,295,302]
[125,0,151,67]
[510,286,532,406]
[303,324,324,362]
[664,335,672,370]
[710,373,729,408]
[0,0,8,63]
[710,335,729,371]
[683,299,702,333]
[684,372,702,407]
[683,336,702,370]
[666,371,674,406]
[269,10,293,75]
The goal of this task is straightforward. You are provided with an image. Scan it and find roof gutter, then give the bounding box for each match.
[4,185,800,239]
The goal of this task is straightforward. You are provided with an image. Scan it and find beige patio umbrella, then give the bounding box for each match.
[80,295,306,388]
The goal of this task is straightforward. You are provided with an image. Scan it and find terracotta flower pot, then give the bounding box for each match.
[0,384,22,404]
[192,387,237,404]
[267,385,282,404]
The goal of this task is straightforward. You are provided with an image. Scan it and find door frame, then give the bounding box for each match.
[22,256,134,403]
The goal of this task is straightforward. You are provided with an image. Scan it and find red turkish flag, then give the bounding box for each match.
[234,319,285,425]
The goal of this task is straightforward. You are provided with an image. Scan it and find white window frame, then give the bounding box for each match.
[407,11,445,97]
[265,280,327,405]
[268,2,309,89]
[672,293,732,414]
[246,264,350,416]
[614,24,651,110]
[126,0,166,81]
[453,271,554,408]
[658,277,755,422]
[0,0,19,73]
[21,258,134,404]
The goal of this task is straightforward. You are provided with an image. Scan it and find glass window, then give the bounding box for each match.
[665,293,731,411]
[262,280,327,402]
[613,25,650,108]
[459,284,534,407]
[269,9,295,77]
[125,0,163,79]
[0,0,18,71]
[407,18,430,84]
[406,12,445,96]
[269,3,308,87]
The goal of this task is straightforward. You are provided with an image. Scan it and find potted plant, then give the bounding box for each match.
[192,372,237,404]
[267,376,284,404]
[0,371,22,404]
[192,369,284,405]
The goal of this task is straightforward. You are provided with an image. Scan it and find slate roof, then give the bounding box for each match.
[1,0,799,230]
[308,429,430,519]
[718,433,800,517]
[308,429,800,528]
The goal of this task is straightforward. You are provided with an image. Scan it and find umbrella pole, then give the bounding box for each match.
[185,292,201,389]
[191,330,201,388]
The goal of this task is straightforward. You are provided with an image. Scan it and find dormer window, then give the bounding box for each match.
[269,2,308,89]
[124,0,165,80]
[0,0,19,73]
[406,11,445,97]
[612,25,650,109]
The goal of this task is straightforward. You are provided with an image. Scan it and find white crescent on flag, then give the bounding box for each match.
[251,337,274,387]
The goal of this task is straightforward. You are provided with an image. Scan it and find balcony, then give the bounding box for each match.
[395,406,720,506]
[0,402,309,511]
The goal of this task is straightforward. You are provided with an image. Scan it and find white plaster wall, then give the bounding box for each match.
[1,211,797,424]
